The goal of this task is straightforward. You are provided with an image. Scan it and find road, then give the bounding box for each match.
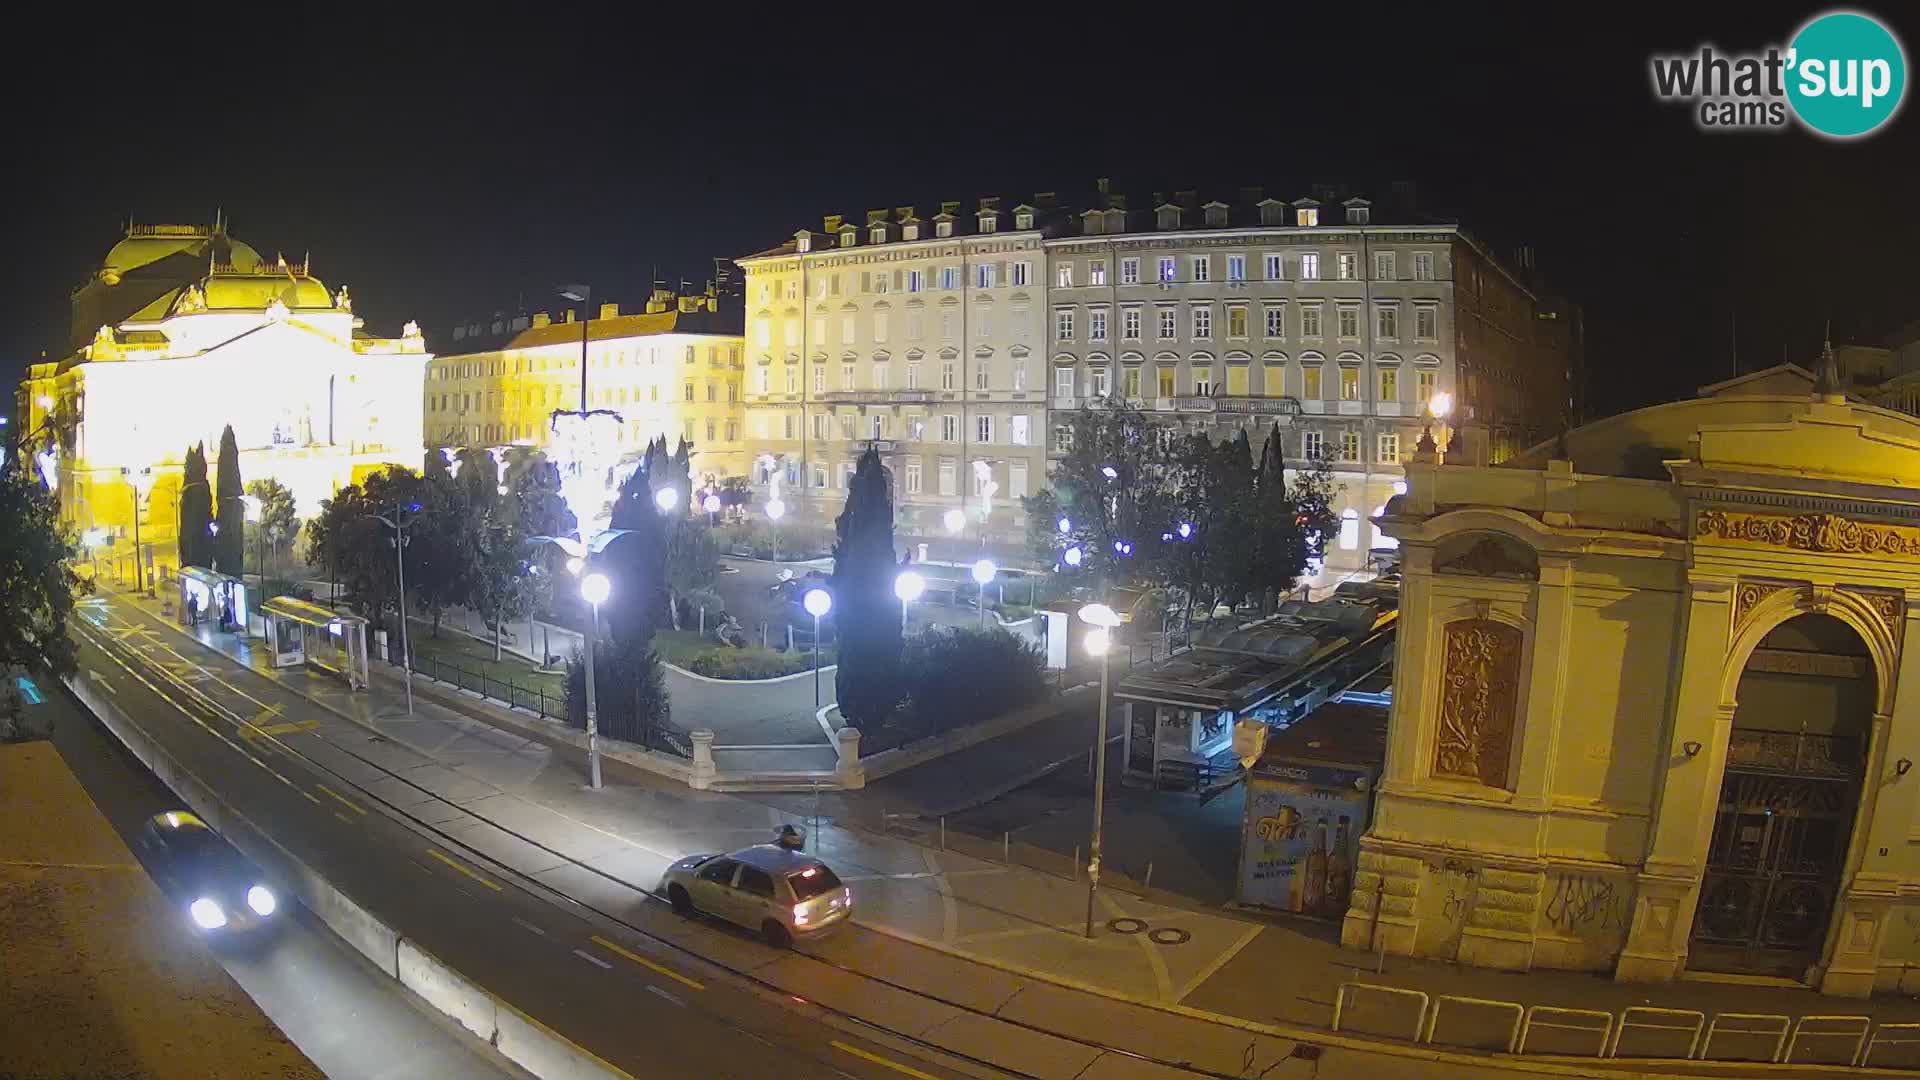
[43,684,532,1080]
[67,596,999,1080]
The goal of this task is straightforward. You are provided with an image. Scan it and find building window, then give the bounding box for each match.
[1158,257,1177,283]
[1301,305,1323,338]
[1089,259,1107,285]
[1157,367,1176,399]
[1375,252,1395,281]
[685,381,695,401]
[1263,253,1284,281]
[1378,432,1400,464]
[707,382,717,402]
[1010,461,1029,498]
[1055,309,1075,341]
[942,362,956,390]
[840,415,856,440]
[1056,263,1074,288]
[1091,366,1111,397]
[941,266,960,289]
[1158,307,1177,339]
[1300,253,1320,280]
[874,363,890,390]
[706,419,717,441]
[906,311,923,340]
[1337,253,1358,281]
[1380,367,1398,400]
[1191,256,1210,282]
[1089,308,1108,342]
[1264,305,1285,339]
[1227,255,1246,282]
[1122,307,1142,341]
[872,415,887,439]
[1055,366,1074,399]
[942,414,959,442]
[976,264,996,289]
[1377,306,1399,340]
[1012,261,1030,286]
[1340,429,1360,460]
[1193,367,1214,395]
[1298,207,1320,227]
[1303,366,1322,399]
[785,367,799,393]
[874,311,890,342]
[976,359,990,390]
[756,368,770,394]
[1303,429,1324,459]
[1340,367,1360,401]
[1192,306,1212,340]
[1054,424,1073,452]
[842,363,856,389]
[1120,258,1139,285]
[976,415,993,443]
[810,366,823,395]
[907,361,921,389]
[1415,305,1438,341]
[813,413,828,441]
[1418,369,1437,404]
[1010,414,1029,445]
[905,459,923,493]
[1413,252,1436,281]
[939,461,957,494]
[1338,508,1359,549]
[725,420,737,441]
[910,417,926,440]
[1123,367,1143,399]
[1338,307,1360,340]
[685,419,697,443]
[813,464,828,488]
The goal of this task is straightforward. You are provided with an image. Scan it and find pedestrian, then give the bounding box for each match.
[186,592,199,626]
[773,824,804,852]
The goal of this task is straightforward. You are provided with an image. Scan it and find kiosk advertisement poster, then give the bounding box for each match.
[1238,763,1370,918]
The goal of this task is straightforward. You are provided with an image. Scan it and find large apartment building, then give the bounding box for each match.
[426,286,747,483]
[739,182,1578,569]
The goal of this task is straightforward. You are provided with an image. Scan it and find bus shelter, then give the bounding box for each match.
[260,596,370,690]
[177,567,247,631]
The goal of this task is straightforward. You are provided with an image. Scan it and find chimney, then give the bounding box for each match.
[940,200,961,216]
[562,309,575,324]
[1175,189,1197,209]
[598,302,619,320]
[1034,191,1057,210]
[979,196,1001,212]
[1240,185,1264,205]
[1152,191,1165,207]
[1095,177,1110,196]
[895,205,916,222]
[532,312,552,328]
[823,214,843,233]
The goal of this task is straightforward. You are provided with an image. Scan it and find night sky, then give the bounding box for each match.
[7,3,1916,421]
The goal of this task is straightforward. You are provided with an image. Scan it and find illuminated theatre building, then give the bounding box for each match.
[18,221,429,568]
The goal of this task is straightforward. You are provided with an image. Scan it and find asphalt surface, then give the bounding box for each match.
[68,597,997,1080]
[43,685,532,1080]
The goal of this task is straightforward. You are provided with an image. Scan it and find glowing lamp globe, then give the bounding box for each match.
[894,571,925,604]
[1428,391,1454,420]
[803,588,833,618]
[1085,628,1111,657]
[766,499,786,521]
[1078,602,1122,629]
[943,508,966,534]
[653,487,679,512]
[971,558,997,586]
[1063,546,1083,567]
[580,572,611,607]
[1057,516,1072,535]
[703,494,722,514]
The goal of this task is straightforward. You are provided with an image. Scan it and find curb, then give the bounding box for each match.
[664,661,837,686]
[66,656,634,1080]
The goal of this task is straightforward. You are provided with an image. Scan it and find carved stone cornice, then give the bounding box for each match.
[1696,509,1920,560]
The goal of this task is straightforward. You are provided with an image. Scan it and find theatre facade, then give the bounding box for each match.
[1345,356,1920,996]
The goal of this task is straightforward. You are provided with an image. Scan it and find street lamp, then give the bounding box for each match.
[703,492,721,526]
[943,508,966,535]
[1418,390,1455,462]
[82,527,107,580]
[803,587,832,709]
[894,570,924,630]
[653,486,679,513]
[1063,546,1083,568]
[1057,516,1072,535]
[559,284,593,412]
[121,466,155,594]
[1078,601,1122,939]
[766,498,786,521]
[373,502,422,716]
[579,571,612,790]
[241,493,263,590]
[971,558,997,629]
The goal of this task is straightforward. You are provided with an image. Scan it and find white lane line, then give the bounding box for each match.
[572,948,613,970]
[645,984,686,1008]
[511,916,548,937]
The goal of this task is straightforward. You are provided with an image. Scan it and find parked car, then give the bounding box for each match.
[134,810,281,937]
[661,844,851,946]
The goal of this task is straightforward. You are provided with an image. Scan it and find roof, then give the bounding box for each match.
[434,304,742,356]
[1252,701,1389,774]
[263,596,365,626]
[202,273,333,311]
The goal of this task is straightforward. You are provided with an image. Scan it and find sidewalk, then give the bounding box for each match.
[118,590,1920,1072]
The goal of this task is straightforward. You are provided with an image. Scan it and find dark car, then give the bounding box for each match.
[134,810,282,936]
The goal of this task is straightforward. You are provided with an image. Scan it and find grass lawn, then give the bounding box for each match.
[654,629,835,679]
[408,627,566,696]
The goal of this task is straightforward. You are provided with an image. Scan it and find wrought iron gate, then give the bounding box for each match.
[1691,729,1862,977]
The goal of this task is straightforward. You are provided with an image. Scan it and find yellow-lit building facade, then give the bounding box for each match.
[425,288,745,484]
[18,221,429,570]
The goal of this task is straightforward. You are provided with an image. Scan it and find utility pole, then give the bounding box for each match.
[374,501,420,716]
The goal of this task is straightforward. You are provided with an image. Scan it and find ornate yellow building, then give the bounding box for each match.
[425,287,745,485]
[18,220,429,570]
[1347,351,1920,996]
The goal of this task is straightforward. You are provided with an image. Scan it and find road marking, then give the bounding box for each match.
[1174,922,1264,1004]
[829,1041,943,1080]
[333,812,354,825]
[298,789,324,807]
[0,859,139,871]
[572,948,613,970]
[644,984,685,1007]
[315,783,367,816]
[426,847,503,892]
[588,934,705,991]
[510,916,548,937]
[86,670,119,695]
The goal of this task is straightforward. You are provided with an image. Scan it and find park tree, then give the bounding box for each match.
[1158,429,1259,631]
[212,425,246,576]
[0,457,88,695]
[305,467,425,645]
[1022,399,1180,588]
[411,451,477,637]
[178,443,212,569]
[562,443,676,735]
[243,478,299,577]
[831,446,904,728]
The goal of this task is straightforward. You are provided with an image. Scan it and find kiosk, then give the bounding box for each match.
[260,596,370,690]
[177,567,247,632]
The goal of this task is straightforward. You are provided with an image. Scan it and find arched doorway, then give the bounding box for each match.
[1690,613,1873,979]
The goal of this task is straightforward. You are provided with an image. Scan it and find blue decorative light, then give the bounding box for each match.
[1063,546,1083,567]
[1177,522,1193,539]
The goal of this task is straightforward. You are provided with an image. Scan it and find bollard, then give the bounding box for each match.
[787,624,795,652]
[1003,831,1010,864]
[940,817,946,850]
[1143,862,1154,892]
[1073,845,1080,880]
[699,606,706,635]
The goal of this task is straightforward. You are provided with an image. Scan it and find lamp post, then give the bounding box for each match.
[803,587,832,709]
[703,492,721,527]
[971,558,997,630]
[894,570,924,632]
[241,494,263,591]
[579,571,611,790]
[1078,602,1122,938]
[559,284,592,412]
[373,501,421,717]
[121,466,155,594]
[82,527,107,581]
[653,486,679,514]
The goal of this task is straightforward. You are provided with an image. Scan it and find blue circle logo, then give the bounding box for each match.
[1787,11,1907,138]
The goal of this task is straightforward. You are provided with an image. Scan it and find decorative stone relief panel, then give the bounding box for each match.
[1844,587,1905,649]
[1697,509,1920,559]
[1434,619,1525,788]
[1433,532,1539,581]
[1733,580,1794,632]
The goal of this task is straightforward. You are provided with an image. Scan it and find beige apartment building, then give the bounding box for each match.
[426,287,746,484]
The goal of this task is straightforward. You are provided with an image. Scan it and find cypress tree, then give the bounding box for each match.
[178,443,212,569]
[213,425,245,576]
[831,447,904,728]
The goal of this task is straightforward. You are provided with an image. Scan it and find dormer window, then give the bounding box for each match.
[1014,207,1035,230]
[978,213,998,234]
[1258,201,1286,227]
[936,218,954,238]
[795,232,812,253]
[871,225,887,244]
[1156,206,1181,230]
[1297,208,1319,227]
[839,228,858,248]
[1204,202,1229,227]
[1346,200,1372,225]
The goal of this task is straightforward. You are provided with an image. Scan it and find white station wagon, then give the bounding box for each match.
[661,844,851,947]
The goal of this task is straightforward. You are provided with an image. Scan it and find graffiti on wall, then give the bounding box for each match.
[1544,872,1630,939]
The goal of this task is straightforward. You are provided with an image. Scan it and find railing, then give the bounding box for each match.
[407,652,690,759]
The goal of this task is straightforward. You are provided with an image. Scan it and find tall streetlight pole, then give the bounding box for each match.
[894,570,924,634]
[803,587,832,709]
[972,558,997,631]
[241,494,262,600]
[559,284,593,412]
[1079,602,1122,938]
[580,570,611,790]
[374,501,420,717]
[121,466,154,594]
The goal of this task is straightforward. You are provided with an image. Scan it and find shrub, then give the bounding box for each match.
[565,643,671,741]
[896,626,1047,738]
[683,647,808,679]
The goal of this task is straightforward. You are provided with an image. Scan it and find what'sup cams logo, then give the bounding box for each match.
[1650,10,1906,138]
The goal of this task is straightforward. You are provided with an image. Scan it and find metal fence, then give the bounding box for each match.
[407,652,690,759]
[1331,982,1904,1068]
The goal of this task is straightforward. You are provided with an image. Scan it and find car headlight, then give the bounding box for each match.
[190,897,228,929]
[246,885,276,917]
